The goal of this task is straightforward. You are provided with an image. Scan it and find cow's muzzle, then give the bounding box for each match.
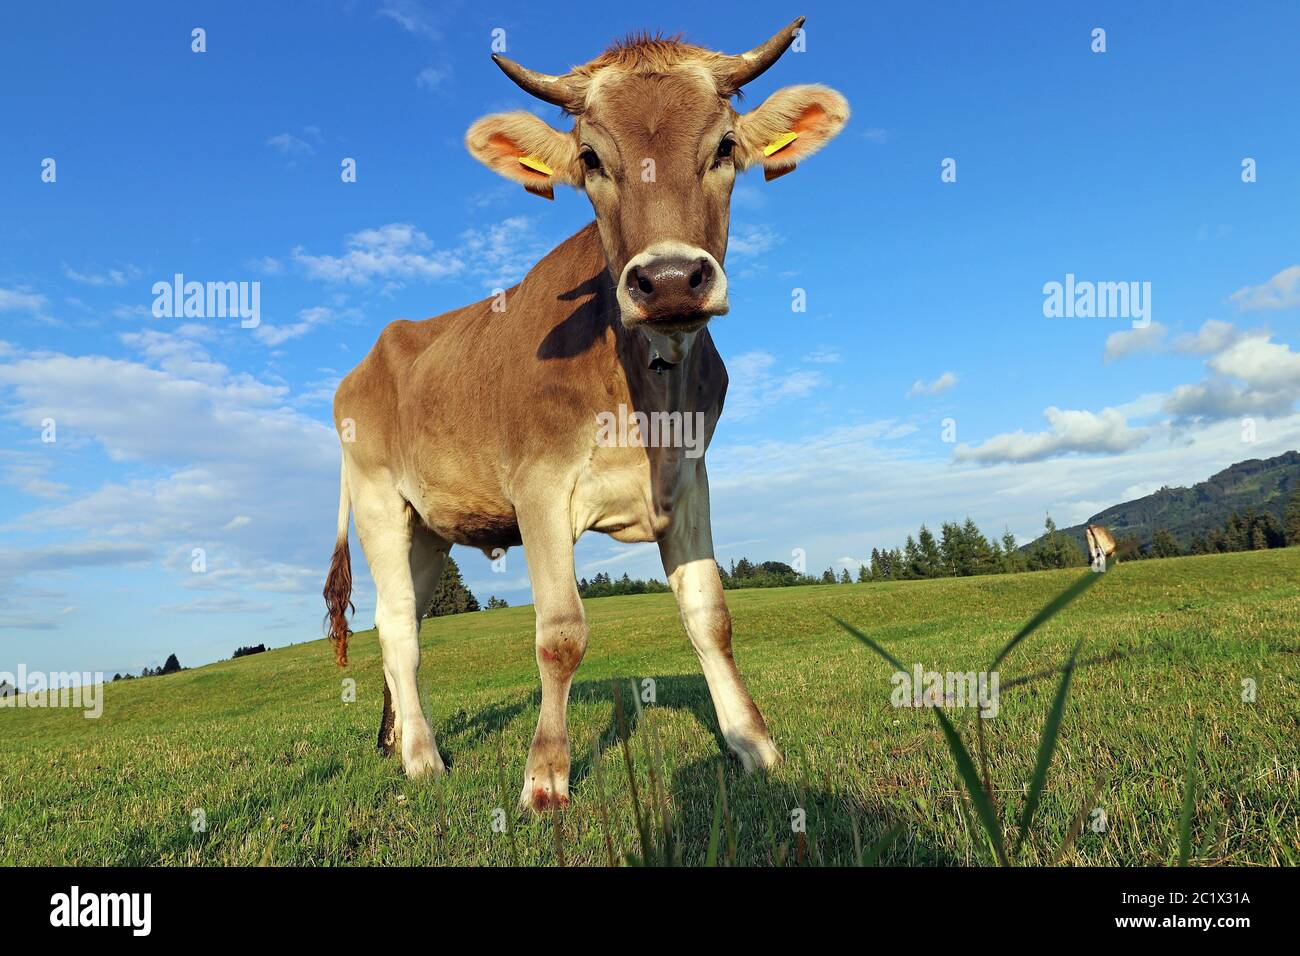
[616,242,729,332]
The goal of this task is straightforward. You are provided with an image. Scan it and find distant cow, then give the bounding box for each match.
[1085,524,1117,572]
[324,17,849,810]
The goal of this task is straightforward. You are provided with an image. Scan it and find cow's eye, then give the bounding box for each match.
[715,135,736,161]
[580,147,601,171]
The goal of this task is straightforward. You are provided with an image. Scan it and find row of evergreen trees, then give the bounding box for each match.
[437,487,1300,608]
[112,653,182,681]
[853,515,1084,582]
[1123,505,1297,560]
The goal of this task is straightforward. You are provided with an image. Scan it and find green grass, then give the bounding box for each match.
[2,549,1297,866]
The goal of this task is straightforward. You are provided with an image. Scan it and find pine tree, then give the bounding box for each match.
[1001,529,1025,572]
[427,555,481,616]
[1286,483,1300,546]
[162,654,182,675]
[869,548,884,580]
[838,567,852,584]
[1149,529,1181,558]
[962,518,997,575]
[1027,514,1085,570]
[937,521,958,575]
[857,564,870,583]
[902,535,922,579]
[917,525,944,577]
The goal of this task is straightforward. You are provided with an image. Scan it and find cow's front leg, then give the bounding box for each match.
[660,462,781,772]
[517,501,587,811]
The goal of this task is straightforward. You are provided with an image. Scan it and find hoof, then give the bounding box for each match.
[520,783,570,813]
[727,733,782,774]
[532,788,570,812]
[402,738,448,778]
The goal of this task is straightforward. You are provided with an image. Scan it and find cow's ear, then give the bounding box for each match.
[736,84,849,182]
[466,111,579,199]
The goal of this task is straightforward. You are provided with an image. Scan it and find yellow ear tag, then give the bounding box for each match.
[762,132,799,157]
[518,155,553,176]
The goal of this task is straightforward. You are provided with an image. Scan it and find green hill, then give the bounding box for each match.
[2,550,1297,866]
[1041,450,1300,552]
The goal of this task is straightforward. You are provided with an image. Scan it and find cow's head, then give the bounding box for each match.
[467,17,848,357]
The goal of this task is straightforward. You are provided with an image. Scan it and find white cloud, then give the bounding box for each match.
[0,339,338,605]
[293,223,464,284]
[378,0,441,39]
[416,64,451,91]
[62,263,141,287]
[803,348,841,364]
[156,596,274,615]
[1104,322,1167,361]
[0,541,154,577]
[954,407,1148,464]
[253,306,337,346]
[1230,265,1300,311]
[1210,333,1300,390]
[728,224,780,259]
[266,132,315,157]
[458,216,552,289]
[0,287,51,322]
[246,256,283,275]
[906,371,957,398]
[724,351,825,420]
[1173,319,1241,355]
[292,218,549,290]
[0,450,68,499]
[1164,331,1300,422]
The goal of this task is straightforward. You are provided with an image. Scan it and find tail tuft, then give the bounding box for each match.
[323,539,355,666]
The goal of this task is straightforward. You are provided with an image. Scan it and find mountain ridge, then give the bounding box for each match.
[1035,450,1300,552]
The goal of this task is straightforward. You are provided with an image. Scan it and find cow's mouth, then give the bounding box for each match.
[639,311,713,334]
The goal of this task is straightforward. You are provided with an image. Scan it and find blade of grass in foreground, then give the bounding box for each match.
[1015,638,1083,856]
[832,617,907,672]
[861,822,904,867]
[991,570,1101,670]
[495,741,520,867]
[935,707,1008,866]
[612,680,652,865]
[704,770,724,867]
[590,734,618,867]
[1179,723,1200,866]
[1052,776,1107,866]
[835,615,1006,864]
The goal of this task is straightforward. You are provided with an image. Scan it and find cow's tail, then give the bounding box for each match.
[323,457,355,667]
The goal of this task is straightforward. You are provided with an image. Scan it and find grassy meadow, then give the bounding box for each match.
[2,549,1298,866]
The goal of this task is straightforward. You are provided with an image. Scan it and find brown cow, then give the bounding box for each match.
[324,17,849,810]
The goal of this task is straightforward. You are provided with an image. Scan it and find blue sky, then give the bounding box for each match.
[2,0,1299,675]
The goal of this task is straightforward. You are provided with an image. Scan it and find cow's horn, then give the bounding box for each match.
[715,16,805,91]
[492,54,580,109]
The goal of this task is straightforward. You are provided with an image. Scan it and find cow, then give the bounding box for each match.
[323,16,849,811]
[1085,524,1117,572]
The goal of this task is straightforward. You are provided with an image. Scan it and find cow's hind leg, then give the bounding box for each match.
[353,481,445,777]
[516,499,587,811]
[378,525,449,757]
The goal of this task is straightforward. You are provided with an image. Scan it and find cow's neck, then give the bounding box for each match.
[559,222,707,417]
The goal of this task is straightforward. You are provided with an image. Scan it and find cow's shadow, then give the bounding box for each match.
[439,673,958,865]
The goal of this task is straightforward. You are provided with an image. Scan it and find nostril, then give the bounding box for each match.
[689,258,712,292]
[636,271,654,296]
